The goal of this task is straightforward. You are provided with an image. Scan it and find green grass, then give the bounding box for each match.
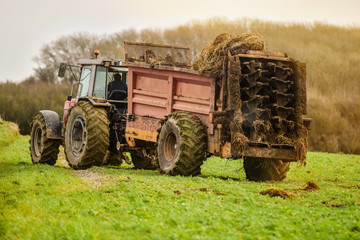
[0,119,19,149]
[1,134,360,239]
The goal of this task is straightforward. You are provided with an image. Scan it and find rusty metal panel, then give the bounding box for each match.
[173,77,212,115]
[221,142,232,158]
[125,42,192,67]
[243,146,297,161]
[127,65,216,142]
[292,61,307,115]
[219,141,297,161]
[208,128,221,155]
[128,66,214,119]
[246,50,288,58]
[234,51,292,62]
[125,127,158,143]
[128,68,169,119]
[125,116,161,145]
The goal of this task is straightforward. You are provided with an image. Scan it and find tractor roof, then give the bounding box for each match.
[77,58,126,68]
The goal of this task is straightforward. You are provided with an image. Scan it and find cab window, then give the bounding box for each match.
[77,66,92,98]
[93,66,107,99]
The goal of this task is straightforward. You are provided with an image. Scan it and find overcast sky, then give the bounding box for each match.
[0,0,359,83]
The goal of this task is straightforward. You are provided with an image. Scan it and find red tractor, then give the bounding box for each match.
[30,42,310,181]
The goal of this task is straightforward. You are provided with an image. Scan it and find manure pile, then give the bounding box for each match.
[193,33,266,79]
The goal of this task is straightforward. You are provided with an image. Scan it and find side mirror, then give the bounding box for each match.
[58,63,67,77]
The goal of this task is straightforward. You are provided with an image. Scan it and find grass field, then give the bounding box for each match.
[1,122,360,239]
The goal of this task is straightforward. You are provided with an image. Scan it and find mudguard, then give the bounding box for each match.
[39,110,62,139]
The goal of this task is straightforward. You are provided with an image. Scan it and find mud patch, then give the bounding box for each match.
[301,181,320,191]
[321,199,345,208]
[253,120,272,141]
[181,187,226,196]
[294,125,308,165]
[230,110,248,158]
[340,185,360,189]
[74,169,117,188]
[260,188,294,199]
[119,176,132,182]
[198,187,226,196]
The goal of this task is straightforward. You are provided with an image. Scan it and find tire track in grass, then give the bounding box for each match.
[73,169,116,188]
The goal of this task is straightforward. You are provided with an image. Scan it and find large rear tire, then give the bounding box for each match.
[157,112,207,176]
[243,157,290,181]
[64,101,110,169]
[29,114,60,165]
[130,149,157,170]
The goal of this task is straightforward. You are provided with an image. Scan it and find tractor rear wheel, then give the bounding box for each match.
[130,149,157,170]
[157,112,207,176]
[64,101,109,169]
[29,114,60,165]
[243,157,290,181]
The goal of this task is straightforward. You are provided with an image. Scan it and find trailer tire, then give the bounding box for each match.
[158,112,207,176]
[243,157,290,182]
[130,149,157,170]
[64,101,109,169]
[30,114,60,165]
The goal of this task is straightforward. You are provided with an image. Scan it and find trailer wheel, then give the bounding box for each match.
[29,114,60,165]
[64,101,109,169]
[243,157,290,181]
[130,149,157,170]
[158,112,207,176]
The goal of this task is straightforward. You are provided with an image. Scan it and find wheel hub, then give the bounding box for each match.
[33,127,43,157]
[164,132,177,162]
[70,117,86,156]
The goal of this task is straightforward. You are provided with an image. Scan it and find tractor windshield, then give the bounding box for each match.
[93,66,107,99]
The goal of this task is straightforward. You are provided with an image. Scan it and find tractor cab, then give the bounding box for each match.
[75,58,128,102]
[59,56,129,128]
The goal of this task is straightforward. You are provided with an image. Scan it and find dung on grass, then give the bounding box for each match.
[193,32,266,79]
[302,181,320,191]
[260,188,294,199]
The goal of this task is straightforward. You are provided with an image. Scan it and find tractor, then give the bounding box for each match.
[30,41,310,181]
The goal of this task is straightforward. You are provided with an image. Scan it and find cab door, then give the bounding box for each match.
[76,65,94,101]
[93,66,107,99]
